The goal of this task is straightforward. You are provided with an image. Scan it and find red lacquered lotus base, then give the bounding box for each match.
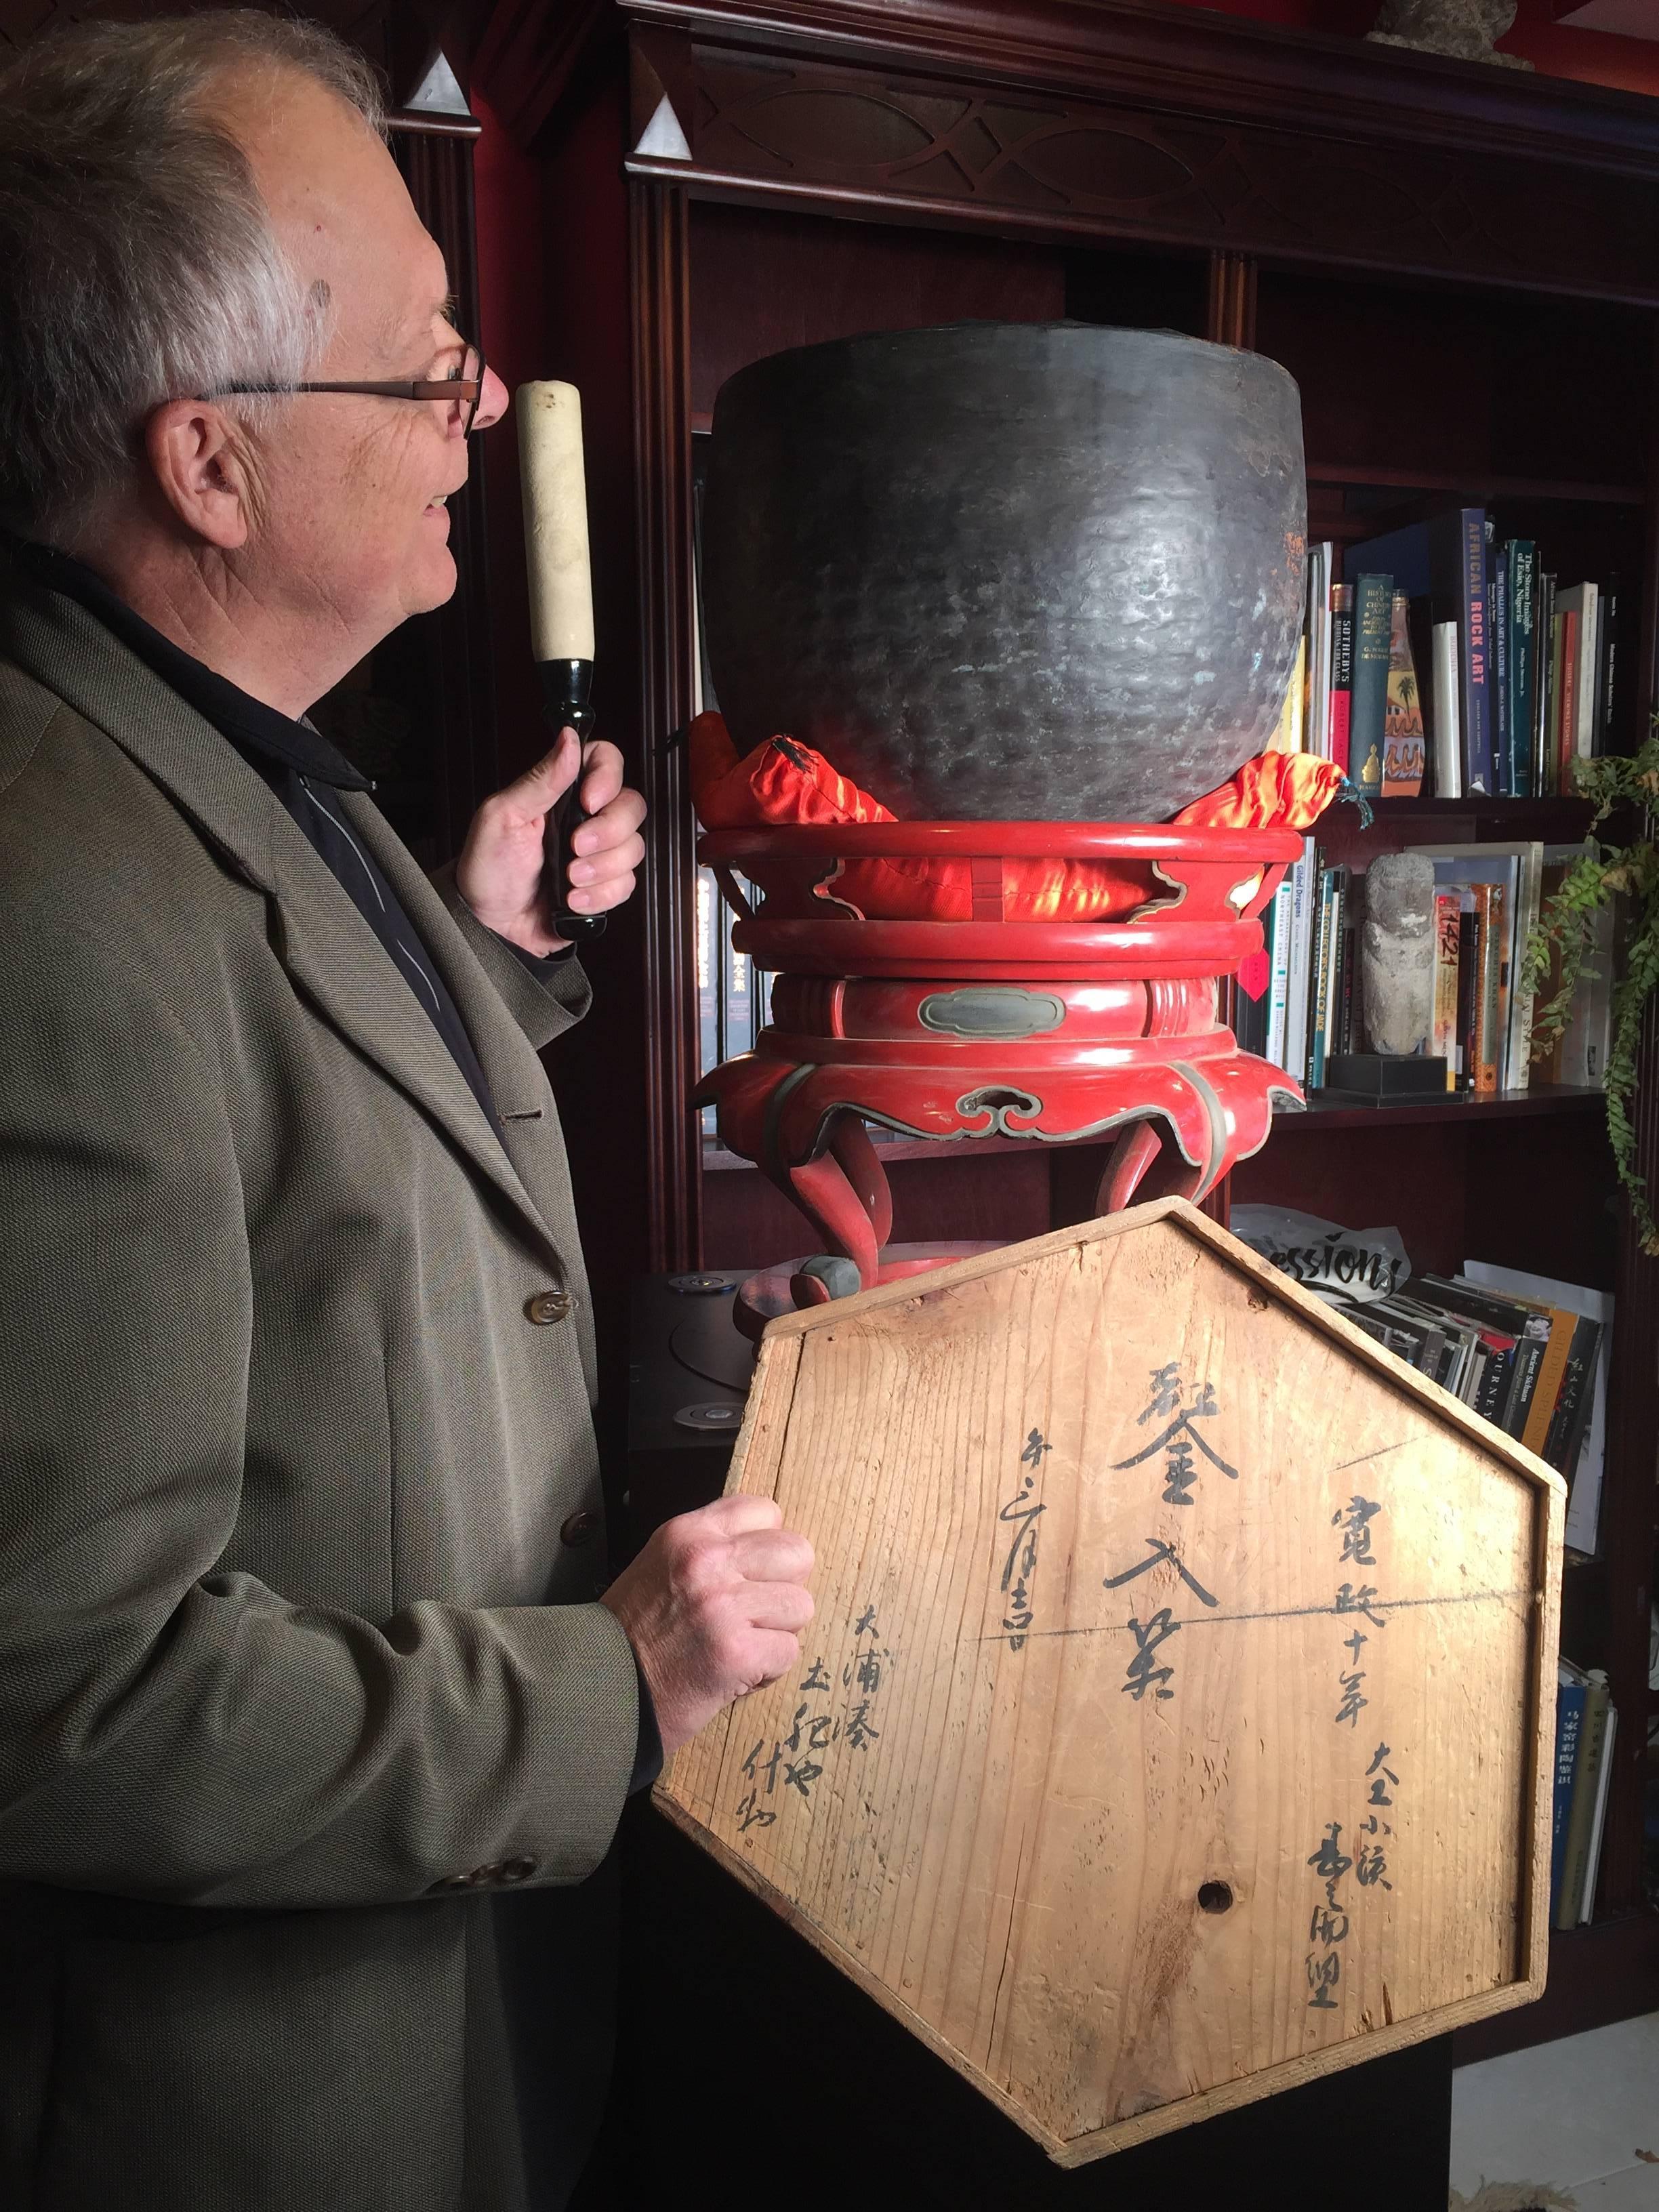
[695,819,1303,1325]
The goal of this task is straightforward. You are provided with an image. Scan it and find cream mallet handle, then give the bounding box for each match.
[517,380,594,663]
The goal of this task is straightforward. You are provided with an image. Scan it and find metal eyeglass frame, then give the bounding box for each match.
[208,335,487,436]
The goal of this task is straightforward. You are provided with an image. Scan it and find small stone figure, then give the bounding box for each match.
[1367,0,1533,69]
[1362,852,1437,1057]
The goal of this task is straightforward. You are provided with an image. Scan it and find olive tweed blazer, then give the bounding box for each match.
[0,577,640,2211]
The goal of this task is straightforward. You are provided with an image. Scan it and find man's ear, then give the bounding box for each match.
[142,401,254,550]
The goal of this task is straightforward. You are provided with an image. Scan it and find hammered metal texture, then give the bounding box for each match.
[702,323,1307,822]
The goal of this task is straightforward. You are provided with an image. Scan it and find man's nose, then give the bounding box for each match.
[473,364,510,434]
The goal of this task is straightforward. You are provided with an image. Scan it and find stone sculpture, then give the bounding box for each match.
[1367,0,1533,69]
[1362,850,1438,1057]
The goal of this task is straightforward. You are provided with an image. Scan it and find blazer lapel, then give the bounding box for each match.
[338,790,563,1190]
[1,586,565,1266]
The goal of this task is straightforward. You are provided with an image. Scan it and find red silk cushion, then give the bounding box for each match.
[687,712,1340,921]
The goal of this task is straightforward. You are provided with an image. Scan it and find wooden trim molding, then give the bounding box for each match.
[621,0,1659,178]
[621,22,1659,304]
[630,177,705,1272]
[387,108,486,139]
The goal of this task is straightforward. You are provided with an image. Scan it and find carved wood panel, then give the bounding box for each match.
[630,37,1659,307]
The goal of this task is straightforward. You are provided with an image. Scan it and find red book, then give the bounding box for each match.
[1327,583,1353,773]
[1556,609,1579,793]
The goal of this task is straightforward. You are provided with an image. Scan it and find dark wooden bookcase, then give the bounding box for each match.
[478,0,1659,2059]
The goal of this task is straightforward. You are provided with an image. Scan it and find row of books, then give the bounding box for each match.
[1289,513,1620,800]
[1235,842,1357,1090]
[1238,839,1614,1095]
[1552,1660,1616,1930]
[1336,1262,1609,1556]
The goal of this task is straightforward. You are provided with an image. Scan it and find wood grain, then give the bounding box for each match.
[659,1196,1563,2163]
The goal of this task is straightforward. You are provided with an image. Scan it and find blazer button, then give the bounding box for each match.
[560,1510,599,1549]
[499,1856,539,1884]
[526,1289,575,1326]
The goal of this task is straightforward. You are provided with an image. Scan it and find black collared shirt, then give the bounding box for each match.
[8,535,504,1130]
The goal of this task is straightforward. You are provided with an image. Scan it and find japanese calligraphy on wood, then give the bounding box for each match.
[655,1195,1564,2165]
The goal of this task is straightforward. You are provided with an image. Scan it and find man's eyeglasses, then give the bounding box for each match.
[209,334,487,437]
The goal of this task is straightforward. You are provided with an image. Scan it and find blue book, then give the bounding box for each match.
[1551,1662,1589,1916]
[1490,541,1511,796]
[1349,573,1393,800]
[1345,509,1492,796]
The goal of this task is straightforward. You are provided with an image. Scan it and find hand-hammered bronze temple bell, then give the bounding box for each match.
[700,321,1307,822]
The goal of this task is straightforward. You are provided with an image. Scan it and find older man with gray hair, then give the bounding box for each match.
[0,14,813,2209]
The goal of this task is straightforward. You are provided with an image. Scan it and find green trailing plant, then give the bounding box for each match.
[1521,726,1659,1256]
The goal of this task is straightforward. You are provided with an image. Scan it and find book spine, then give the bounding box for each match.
[1283,841,1317,1083]
[1307,543,1332,759]
[1555,1671,1612,1931]
[1550,1679,1586,1916]
[1507,844,1542,1097]
[1328,583,1354,775]
[1462,1338,1496,1415]
[1520,1313,1576,1460]
[1269,634,1307,754]
[1598,584,1618,753]
[1431,620,1461,800]
[1308,866,1334,1090]
[1337,915,1357,1057]
[1265,872,1295,1071]
[1575,586,1599,763]
[1233,928,1271,1059]
[1473,1332,1515,1426]
[1580,1704,1618,1924]
[1536,575,1557,796]
[1433,892,1461,1090]
[1501,1329,1547,1440]
[1455,901,1479,1094]
[1491,544,1511,796]
[1557,609,1579,793]
[1544,1319,1602,1479]
[1322,869,1347,1081]
[1492,876,1510,1092]
[1563,1358,1608,1557]
[1382,592,1425,796]
[1472,882,1501,1095]
[1349,575,1392,801]
[1461,510,1494,796]
[1509,541,1536,798]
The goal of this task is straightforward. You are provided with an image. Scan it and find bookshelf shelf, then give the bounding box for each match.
[1305,463,1646,508]
[1286,1084,1607,1132]
[1365,797,1598,827]
[1453,1910,1659,2066]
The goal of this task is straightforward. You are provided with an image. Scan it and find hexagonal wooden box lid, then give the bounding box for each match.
[655,1198,1564,2165]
